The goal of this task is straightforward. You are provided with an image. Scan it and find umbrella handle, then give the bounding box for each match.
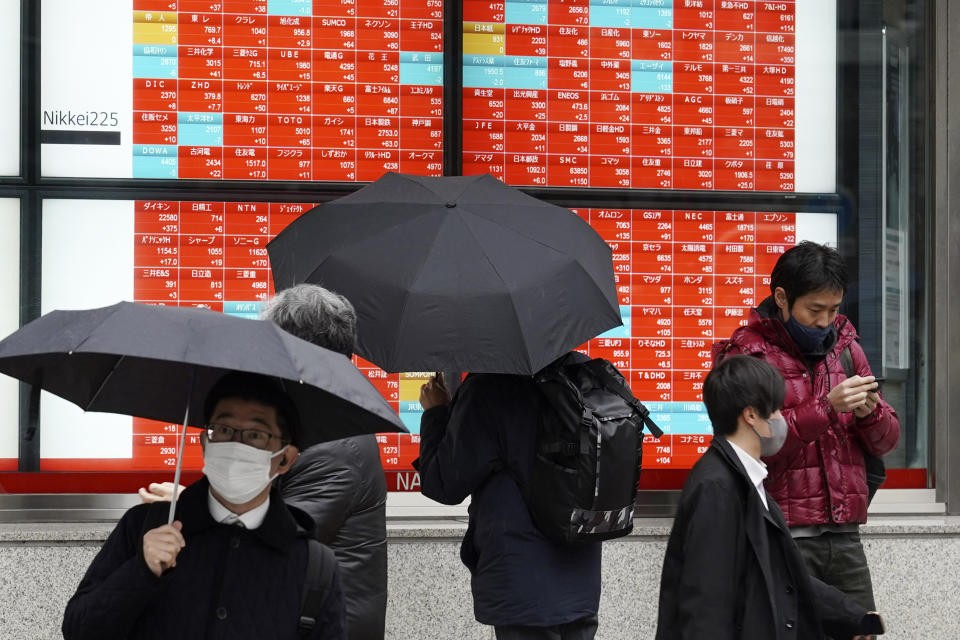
[167,404,189,526]
[440,370,462,398]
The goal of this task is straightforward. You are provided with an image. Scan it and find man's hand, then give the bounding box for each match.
[138,482,184,504]
[420,375,451,411]
[827,375,877,413]
[142,521,185,577]
[853,388,881,419]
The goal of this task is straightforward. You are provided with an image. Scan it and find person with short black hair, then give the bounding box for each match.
[702,353,785,438]
[139,285,389,640]
[713,241,900,611]
[64,372,346,640]
[769,240,848,312]
[203,371,302,442]
[656,355,883,640]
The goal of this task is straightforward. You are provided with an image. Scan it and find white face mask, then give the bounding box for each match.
[202,440,288,505]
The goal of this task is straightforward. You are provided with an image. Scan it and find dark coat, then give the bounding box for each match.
[713,296,900,526]
[62,477,345,640]
[656,437,868,640]
[277,435,387,640]
[418,373,601,627]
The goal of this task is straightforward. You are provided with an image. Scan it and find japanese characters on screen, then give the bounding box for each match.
[42,0,444,179]
[32,0,840,487]
[462,0,805,190]
[37,200,835,491]
[41,1,834,190]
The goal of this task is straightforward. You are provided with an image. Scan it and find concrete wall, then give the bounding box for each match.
[1,518,958,639]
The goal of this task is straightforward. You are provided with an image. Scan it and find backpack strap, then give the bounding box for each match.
[582,360,664,438]
[299,539,338,638]
[541,441,592,456]
[839,346,855,379]
[837,346,887,503]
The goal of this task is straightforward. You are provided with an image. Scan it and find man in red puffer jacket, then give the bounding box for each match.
[713,241,900,612]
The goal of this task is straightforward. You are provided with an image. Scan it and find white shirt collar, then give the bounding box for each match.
[726,439,769,510]
[207,489,270,529]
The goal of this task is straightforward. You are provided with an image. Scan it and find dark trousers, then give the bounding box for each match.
[494,615,598,640]
[795,531,876,610]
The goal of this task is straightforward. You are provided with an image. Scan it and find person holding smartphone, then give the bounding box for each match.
[712,242,900,612]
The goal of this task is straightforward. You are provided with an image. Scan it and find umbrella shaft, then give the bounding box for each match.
[168,405,190,525]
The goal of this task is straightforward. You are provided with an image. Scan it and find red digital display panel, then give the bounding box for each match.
[43,201,425,491]
[132,0,443,181]
[462,1,799,190]
[572,207,816,469]
[40,202,830,490]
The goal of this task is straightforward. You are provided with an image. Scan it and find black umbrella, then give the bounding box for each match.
[267,172,622,374]
[0,301,405,446]
[0,302,407,520]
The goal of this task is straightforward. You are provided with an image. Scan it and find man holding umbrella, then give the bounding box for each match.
[265,172,624,640]
[140,284,389,640]
[419,373,601,640]
[62,372,346,640]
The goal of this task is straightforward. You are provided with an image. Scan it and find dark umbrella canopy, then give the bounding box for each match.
[267,172,621,374]
[0,302,406,449]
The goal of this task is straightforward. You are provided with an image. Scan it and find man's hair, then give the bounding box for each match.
[769,241,847,308]
[704,355,785,437]
[261,284,357,358]
[203,372,300,443]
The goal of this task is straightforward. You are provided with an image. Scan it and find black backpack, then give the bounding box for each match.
[138,502,337,638]
[526,352,662,544]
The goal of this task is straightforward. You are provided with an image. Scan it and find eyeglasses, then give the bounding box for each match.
[205,423,288,450]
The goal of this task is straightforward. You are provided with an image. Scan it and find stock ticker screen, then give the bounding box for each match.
[40,1,835,188]
[32,0,840,487]
[461,0,836,191]
[41,0,444,180]
[39,200,835,488]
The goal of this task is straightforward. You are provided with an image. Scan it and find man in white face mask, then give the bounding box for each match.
[63,373,347,640]
[656,356,885,640]
[201,393,297,514]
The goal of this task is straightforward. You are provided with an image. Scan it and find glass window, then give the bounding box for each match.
[2,0,935,500]
[877,4,932,482]
[40,200,134,468]
[0,199,20,469]
[0,4,20,175]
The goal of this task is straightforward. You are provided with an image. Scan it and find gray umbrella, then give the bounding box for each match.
[0,302,406,520]
[267,172,622,374]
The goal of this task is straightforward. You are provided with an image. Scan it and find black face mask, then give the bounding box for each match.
[784,314,833,353]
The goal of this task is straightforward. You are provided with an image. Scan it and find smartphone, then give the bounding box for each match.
[872,376,886,391]
[860,611,886,634]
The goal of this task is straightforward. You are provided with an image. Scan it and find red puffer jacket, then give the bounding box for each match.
[712,299,900,527]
